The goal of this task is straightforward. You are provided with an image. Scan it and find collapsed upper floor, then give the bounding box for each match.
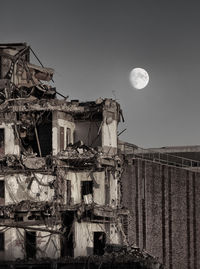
[0,43,123,167]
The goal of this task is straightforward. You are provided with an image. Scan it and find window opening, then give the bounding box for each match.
[93,232,106,256]
[81,181,93,204]
[21,112,52,157]
[25,231,36,259]
[0,180,5,205]
[0,180,4,199]
[66,180,71,205]
[61,212,74,257]
[0,232,4,251]
[66,128,71,147]
[0,129,5,155]
[60,126,64,151]
[81,181,93,200]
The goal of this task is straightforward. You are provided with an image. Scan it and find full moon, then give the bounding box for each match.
[129,68,149,90]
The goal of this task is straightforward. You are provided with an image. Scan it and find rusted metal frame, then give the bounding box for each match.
[30,47,55,89]
[29,47,69,100]
[117,128,127,137]
[13,46,30,62]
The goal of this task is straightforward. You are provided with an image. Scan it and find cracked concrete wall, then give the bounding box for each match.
[109,223,122,245]
[109,171,118,207]
[5,173,55,205]
[102,120,117,152]
[0,227,60,261]
[74,222,120,257]
[35,227,60,259]
[74,222,105,257]
[0,228,24,261]
[66,170,119,207]
[67,171,105,205]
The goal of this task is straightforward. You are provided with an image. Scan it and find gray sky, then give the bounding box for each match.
[1,0,200,148]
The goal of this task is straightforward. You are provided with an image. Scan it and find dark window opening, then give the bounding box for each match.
[0,129,5,155]
[105,182,110,206]
[91,215,110,222]
[66,128,71,147]
[66,180,71,206]
[0,180,4,199]
[37,114,52,157]
[0,232,4,251]
[93,232,106,256]
[14,214,23,222]
[25,231,36,259]
[27,214,41,221]
[60,126,64,151]
[61,212,74,257]
[21,112,52,157]
[81,181,93,200]
[0,180,4,206]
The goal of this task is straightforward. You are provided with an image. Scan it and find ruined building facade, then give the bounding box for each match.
[0,43,128,261]
[1,43,198,269]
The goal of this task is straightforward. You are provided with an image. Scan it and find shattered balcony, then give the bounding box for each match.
[57,143,122,169]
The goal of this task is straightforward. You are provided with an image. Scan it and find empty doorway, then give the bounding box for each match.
[93,232,106,256]
[25,231,36,259]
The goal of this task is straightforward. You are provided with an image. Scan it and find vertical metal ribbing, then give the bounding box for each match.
[142,160,146,249]
[168,167,173,269]
[135,159,139,246]
[161,165,166,265]
[186,170,191,269]
[192,173,197,269]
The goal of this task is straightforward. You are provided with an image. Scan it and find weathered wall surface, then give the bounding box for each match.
[0,227,60,261]
[67,171,105,205]
[109,171,119,207]
[121,158,200,269]
[74,222,105,257]
[35,227,60,259]
[0,228,24,261]
[74,222,121,257]
[52,111,75,155]
[67,170,119,207]
[5,173,55,204]
[102,120,117,149]
[0,123,19,155]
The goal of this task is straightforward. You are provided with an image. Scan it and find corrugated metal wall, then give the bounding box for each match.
[121,158,200,269]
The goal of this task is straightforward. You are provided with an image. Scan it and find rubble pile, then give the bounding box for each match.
[0,200,56,219]
[58,141,97,166]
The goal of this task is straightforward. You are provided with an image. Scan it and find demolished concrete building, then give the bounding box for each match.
[0,43,163,269]
[0,42,124,259]
[1,42,200,269]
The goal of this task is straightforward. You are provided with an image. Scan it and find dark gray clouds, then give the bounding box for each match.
[1,0,200,147]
